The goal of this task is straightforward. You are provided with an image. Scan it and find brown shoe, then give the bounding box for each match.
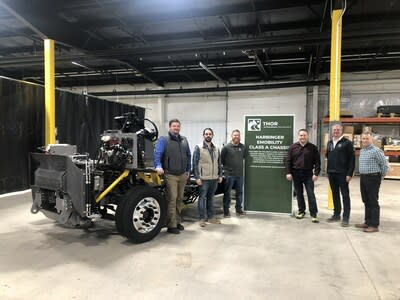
[363,226,379,233]
[199,219,206,227]
[355,223,368,229]
[208,218,221,224]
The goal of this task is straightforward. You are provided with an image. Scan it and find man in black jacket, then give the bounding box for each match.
[286,129,321,223]
[221,129,246,217]
[326,122,355,227]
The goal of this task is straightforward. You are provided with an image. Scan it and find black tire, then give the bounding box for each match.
[115,197,127,236]
[121,186,166,243]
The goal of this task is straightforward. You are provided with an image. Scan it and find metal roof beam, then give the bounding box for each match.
[254,53,268,79]
[199,62,227,84]
[66,0,323,26]
[1,0,107,50]
[119,60,163,87]
[90,80,329,96]
[2,30,400,67]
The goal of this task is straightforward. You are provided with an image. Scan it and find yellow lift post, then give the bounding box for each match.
[328,3,346,209]
[44,39,56,145]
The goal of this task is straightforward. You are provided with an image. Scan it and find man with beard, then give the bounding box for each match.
[154,119,191,234]
[221,129,246,217]
[192,128,223,227]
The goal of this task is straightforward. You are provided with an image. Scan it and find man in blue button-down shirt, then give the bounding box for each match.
[356,132,389,233]
[153,119,191,234]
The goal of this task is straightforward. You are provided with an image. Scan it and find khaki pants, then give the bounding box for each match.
[165,173,187,228]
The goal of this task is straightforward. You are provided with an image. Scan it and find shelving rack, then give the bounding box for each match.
[321,117,400,179]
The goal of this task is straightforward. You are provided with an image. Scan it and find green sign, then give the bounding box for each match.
[244,115,294,213]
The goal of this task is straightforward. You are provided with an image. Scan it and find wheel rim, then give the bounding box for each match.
[132,197,160,233]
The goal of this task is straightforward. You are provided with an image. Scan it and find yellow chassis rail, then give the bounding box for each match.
[95,169,130,203]
[95,169,162,203]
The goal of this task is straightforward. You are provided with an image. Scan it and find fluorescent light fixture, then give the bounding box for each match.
[71,61,90,69]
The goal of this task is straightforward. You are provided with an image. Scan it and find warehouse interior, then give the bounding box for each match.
[0,0,400,299]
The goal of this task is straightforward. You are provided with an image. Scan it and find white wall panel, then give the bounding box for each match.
[176,120,226,154]
[226,87,307,142]
[165,96,226,121]
[165,96,227,152]
[73,84,307,146]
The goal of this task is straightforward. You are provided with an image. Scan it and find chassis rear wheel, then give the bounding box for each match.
[119,186,166,243]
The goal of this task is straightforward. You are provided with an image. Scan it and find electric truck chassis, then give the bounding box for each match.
[30,112,167,243]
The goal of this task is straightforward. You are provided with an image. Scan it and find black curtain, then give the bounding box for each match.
[0,77,144,194]
[56,92,144,157]
[0,78,44,194]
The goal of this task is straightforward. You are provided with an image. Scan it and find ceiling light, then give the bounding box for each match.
[71,61,89,69]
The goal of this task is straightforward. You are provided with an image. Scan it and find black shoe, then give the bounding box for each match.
[341,220,349,227]
[327,215,341,222]
[236,210,246,216]
[177,224,184,231]
[224,212,231,218]
[167,228,180,234]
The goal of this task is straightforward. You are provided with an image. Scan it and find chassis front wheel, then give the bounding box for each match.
[119,186,166,243]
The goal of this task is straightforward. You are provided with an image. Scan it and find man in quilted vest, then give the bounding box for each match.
[154,119,191,234]
[192,128,223,227]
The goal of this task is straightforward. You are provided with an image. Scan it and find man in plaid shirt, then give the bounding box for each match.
[356,132,389,233]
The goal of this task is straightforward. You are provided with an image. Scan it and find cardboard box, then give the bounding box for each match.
[340,110,353,117]
[343,126,354,134]
[353,134,361,148]
[343,133,353,142]
[386,163,400,179]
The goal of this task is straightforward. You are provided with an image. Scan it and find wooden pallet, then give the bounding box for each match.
[385,176,400,180]
[384,145,400,151]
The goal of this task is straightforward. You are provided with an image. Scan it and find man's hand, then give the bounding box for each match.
[312,175,318,182]
[196,178,202,186]
[346,175,352,183]
[156,167,164,175]
[185,172,189,180]
[286,174,292,181]
[218,176,223,183]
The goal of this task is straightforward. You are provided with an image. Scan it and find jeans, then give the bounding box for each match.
[360,174,382,227]
[292,170,318,217]
[328,172,351,221]
[223,176,244,214]
[198,179,218,220]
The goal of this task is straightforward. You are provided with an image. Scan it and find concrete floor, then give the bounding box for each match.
[0,177,399,300]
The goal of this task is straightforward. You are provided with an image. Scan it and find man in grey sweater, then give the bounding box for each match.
[221,129,247,217]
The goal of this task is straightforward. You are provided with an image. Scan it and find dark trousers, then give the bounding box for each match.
[292,170,318,217]
[360,174,382,227]
[328,172,351,221]
[223,176,244,214]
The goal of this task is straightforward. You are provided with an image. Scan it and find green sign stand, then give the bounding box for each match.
[244,115,294,213]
